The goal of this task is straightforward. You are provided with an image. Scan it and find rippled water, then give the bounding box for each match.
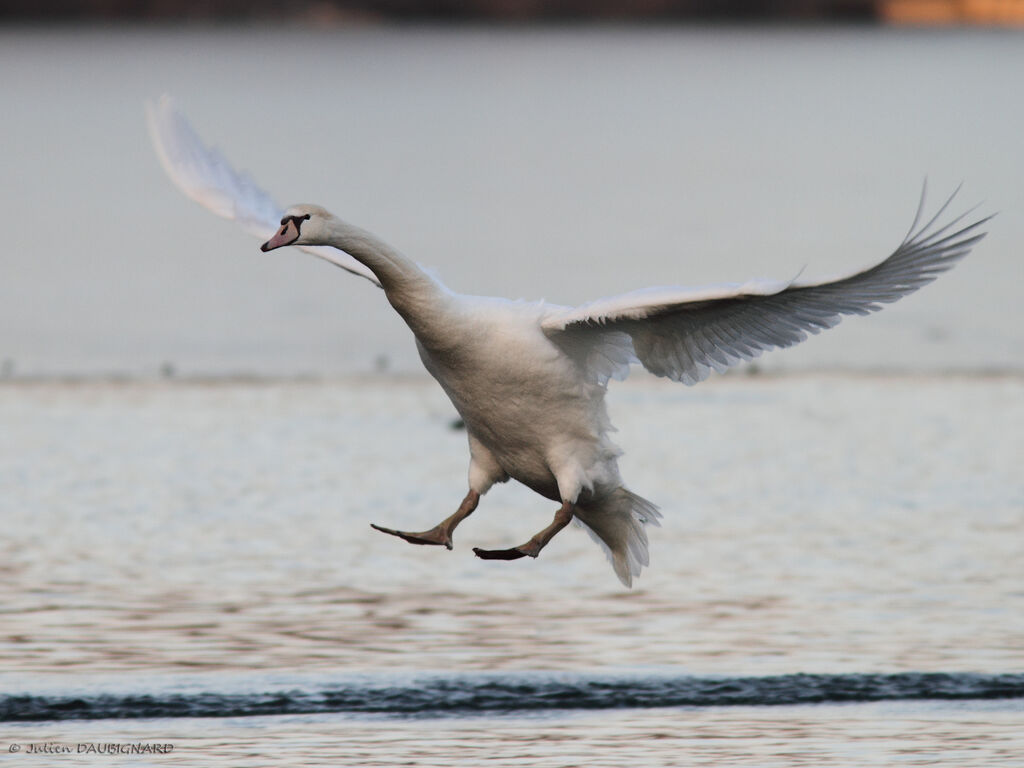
[1,375,1021,762]
[3,700,1024,767]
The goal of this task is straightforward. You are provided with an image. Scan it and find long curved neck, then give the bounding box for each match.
[322,217,423,291]
[322,216,452,335]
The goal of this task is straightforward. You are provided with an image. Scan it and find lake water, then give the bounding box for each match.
[2,375,1022,763]
[1,24,1023,766]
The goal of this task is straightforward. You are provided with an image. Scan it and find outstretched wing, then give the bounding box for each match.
[541,188,991,386]
[145,95,381,288]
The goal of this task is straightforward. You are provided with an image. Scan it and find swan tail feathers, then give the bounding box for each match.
[574,488,661,588]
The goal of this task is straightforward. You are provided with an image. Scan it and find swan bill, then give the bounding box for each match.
[260,215,307,252]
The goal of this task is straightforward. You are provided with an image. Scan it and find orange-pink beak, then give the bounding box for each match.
[261,219,300,252]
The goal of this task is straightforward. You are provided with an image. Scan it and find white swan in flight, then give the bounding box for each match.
[146,96,989,587]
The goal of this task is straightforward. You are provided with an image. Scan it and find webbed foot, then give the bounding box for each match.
[472,501,574,563]
[369,490,480,551]
[472,544,537,560]
[370,523,453,550]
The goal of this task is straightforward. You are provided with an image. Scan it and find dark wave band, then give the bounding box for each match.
[3,672,1023,723]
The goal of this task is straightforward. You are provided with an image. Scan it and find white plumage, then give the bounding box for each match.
[146,96,989,587]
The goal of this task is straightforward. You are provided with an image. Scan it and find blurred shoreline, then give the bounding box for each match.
[4,0,1024,25]
[0,0,881,24]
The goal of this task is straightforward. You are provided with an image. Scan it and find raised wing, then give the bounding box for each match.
[145,95,381,288]
[542,188,990,386]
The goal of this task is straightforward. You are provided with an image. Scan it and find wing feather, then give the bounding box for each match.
[542,189,990,386]
[145,95,381,288]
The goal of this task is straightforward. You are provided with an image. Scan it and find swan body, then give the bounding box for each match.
[146,96,989,587]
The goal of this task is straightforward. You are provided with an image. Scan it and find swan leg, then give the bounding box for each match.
[473,501,574,561]
[371,490,480,550]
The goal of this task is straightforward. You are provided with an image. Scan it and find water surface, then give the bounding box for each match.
[2,373,1022,761]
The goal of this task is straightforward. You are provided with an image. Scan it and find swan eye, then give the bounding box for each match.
[280,214,310,229]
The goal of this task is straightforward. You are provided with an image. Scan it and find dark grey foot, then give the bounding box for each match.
[370,523,453,550]
[472,544,538,561]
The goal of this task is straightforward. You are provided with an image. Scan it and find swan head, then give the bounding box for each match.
[260,204,332,252]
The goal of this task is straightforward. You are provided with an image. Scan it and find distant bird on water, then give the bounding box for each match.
[146,96,989,587]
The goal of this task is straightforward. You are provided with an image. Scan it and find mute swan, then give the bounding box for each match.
[146,96,989,587]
